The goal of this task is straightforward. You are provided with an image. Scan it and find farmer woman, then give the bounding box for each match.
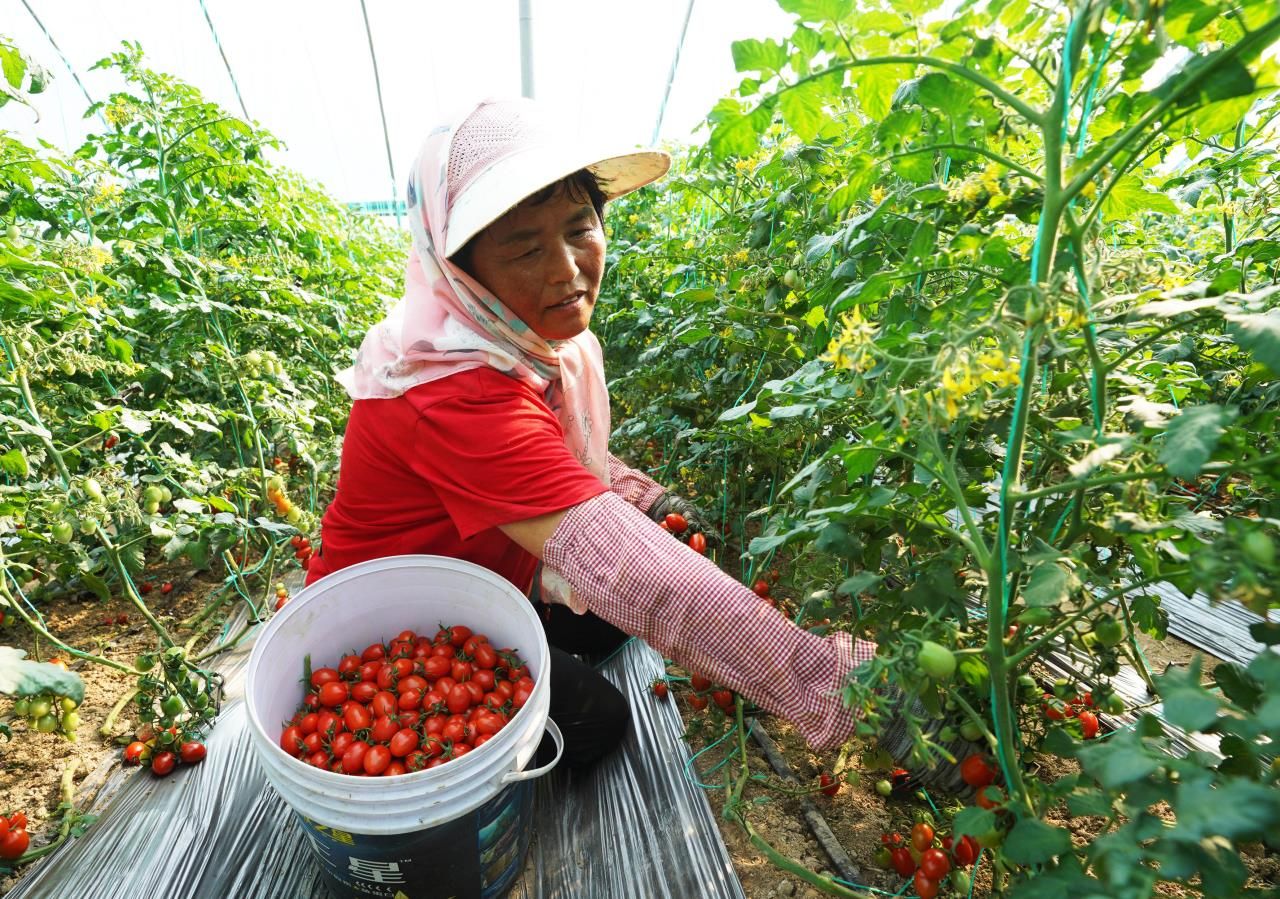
[308,97,877,768]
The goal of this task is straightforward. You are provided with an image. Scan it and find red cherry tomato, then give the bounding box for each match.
[664,513,688,533]
[1079,709,1099,740]
[890,846,915,877]
[953,834,979,867]
[919,848,950,880]
[0,827,29,859]
[959,754,996,788]
[151,751,177,777]
[179,741,207,764]
[911,822,934,852]
[913,871,939,899]
[688,532,707,554]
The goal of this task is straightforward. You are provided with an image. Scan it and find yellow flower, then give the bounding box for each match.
[734,158,754,174]
[869,186,887,204]
[104,99,132,128]
[820,308,876,372]
[627,214,640,224]
[731,248,749,264]
[90,180,123,208]
[683,239,696,250]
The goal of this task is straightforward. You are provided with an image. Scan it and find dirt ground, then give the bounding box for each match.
[0,562,253,894]
[2,566,1277,898]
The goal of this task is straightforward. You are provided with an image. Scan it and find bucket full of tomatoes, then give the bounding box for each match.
[245,554,561,899]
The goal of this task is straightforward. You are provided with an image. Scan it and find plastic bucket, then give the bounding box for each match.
[245,554,562,899]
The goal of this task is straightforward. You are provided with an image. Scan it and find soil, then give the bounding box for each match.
[0,562,260,894]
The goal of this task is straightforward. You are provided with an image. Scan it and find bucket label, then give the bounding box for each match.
[297,779,533,899]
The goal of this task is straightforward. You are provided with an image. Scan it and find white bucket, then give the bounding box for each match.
[245,554,562,898]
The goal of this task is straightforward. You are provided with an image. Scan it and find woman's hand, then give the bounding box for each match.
[646,491,721,549]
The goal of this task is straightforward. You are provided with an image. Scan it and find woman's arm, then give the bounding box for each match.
[605,452,666,510]
[500,493,875,750]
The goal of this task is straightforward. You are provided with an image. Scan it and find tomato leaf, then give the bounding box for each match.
[1158,404,1237,479]
[1227,309,1280,375]
[0,448,28,478]
[1003,817,1072,865]
[951,806,996,842]
[731,38,788,75]
[0,647,84,704]
[1022,561,1079,608]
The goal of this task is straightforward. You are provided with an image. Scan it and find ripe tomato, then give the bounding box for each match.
[179,741,207,764]
[389,729,419,757]
[0,827,29,859]
[385,761,407,777]
[913,870,939,899]
[975,786,1004,810]
[343,702,372,733]
[1078,709,1099,740]
[363,744,392,776]
[309,667,340,689]
[688,533,707,554]
[280,726,305,756]
[818,773,839,797]
[160,582,173,594]
[890,846,915,877]
[959,754,996,788]
[302,733,323,754]
[424,655,451,679]
[690,673,711,692]
[370,691,398,718]
[330,732,355,756]
[350,681,378,704]
[472,669,496,692]
[473,643,498,670]
[652,680,669,699]
[7,813,25,830]
[318,681,348,707]
[370,716,399,743]
[752,580,770,596]
[664,513,688,533]
[124,740,150,764]
[152,751,177,777]
[442,718,467,744]
[446,684,473,715]
[512,686,532,708]
[952,834,979,867]
[689,694,708,711]
[398,689,423,711]
[911,822,934,852]
[360,643,386,663]
[919,848,950,880]
[341,741,370,774]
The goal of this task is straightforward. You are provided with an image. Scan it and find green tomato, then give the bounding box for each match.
[142,486,165,507]
[28,698,51,719]
[143,501,160,515]
[952,870,971,894]
[51,521,74,544]
[160,694,185,718]
[61,711,79,732]
[875,779,893,797]
[938,726,957,741]
[782,269,801,290]
[917,641,957,680]
[158,486,173,504]
[1095,618,1125,647]
[1242,532,1276,568]
[135,653,155,672]
[192,693,210,710]
[1103,694,1125,715]
[13,698,30,717]
[959,720,984,742]
[82,478,104,502]
[5,224,19,241]
[35,713,59,733]
[79,516,99,536]
[60,697,77,712]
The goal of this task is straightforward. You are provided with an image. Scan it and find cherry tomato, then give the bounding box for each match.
[309,667,340,689]
[370,691,398,718]
[341,741,370,774]
[752,580,770,596]
[818,773,839,797]
[911,822,934,852]
[688,533,707,554]
[959,754,996,788]
[124,740,150,764]
[952,834,979,867]
[370,716,399,743]
[664,513,688,533]
[0,827,29,859]
[7,812,25,831]
[390,729,420,758]
[690,673,711,692]
[318,681,348,707]
[1079,709,1100,740]
[424,655,451,679]
[652,680,669,699]
[363,744,392,776]
[344,702,372,733]
[280,726,305,756]
[890,846,915,877]
[350,681,378,704]
[913,870,939,899]
[689,694,708,711]
[975,786,1005,810]
[473,644,498,670]
[919,848,950,880]
[179,741,207,764]
[152,751,177,777]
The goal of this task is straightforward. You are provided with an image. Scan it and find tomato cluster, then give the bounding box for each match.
[266,475,303,527]
[876,822,979,898]
[289,534,314,568]
[274,581,290,611]
[122,726,207,777]
[12,667,79,740]
[278,625,534,776]
[684,670,736,714]
[657,512,708,555]
[0,811,30,860]
[750,570,782,609]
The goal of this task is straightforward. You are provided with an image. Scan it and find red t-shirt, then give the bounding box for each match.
[307,367,609,593]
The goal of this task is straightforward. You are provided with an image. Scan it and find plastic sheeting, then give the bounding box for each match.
[8,584,745,899]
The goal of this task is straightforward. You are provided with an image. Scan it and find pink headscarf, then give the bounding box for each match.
[337,109,614,609]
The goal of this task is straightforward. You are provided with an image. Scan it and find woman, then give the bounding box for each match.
[308,97,877,768]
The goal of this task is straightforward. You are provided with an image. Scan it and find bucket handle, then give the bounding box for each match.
[500,717,563,784]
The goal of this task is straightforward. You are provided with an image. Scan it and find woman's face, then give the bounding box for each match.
[463,188,605,341]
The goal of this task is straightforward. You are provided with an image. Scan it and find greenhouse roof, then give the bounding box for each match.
[1,0,791,208]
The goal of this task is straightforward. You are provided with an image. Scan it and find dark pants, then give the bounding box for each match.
[530,579,632,770]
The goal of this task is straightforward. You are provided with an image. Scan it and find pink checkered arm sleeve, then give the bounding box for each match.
[543,492,877,750]
[605,452,666,512]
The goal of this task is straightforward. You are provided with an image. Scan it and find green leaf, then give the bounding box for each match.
[836,571,882,597]
[0,448,28,478]
[719,400,758,422]
[914,72,973,117]
[1103,176,1182,218]
[1023,561,1079,608]
[80,571,111,603]
[1156,662,1221,732]
[1228,310,1280,374]
[951,806,996,842]
[709,102,770,159]
[1067,788,1113,817]
[1078,728,1161,788]
[855,64,910,120]
[732,38,788,74]
[0,647,84,704]
[1158,404,1238,479]
[1004,817,1072,865]
[779,80,827,142]
[105,334,134,364]
[777,0,854,23]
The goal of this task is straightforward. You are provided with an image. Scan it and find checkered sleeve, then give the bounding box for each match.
[605,453,667,512]
[543,491,878,750]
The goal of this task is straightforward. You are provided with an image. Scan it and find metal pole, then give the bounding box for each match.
[652,0,696,144]
[519,0,534,98]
